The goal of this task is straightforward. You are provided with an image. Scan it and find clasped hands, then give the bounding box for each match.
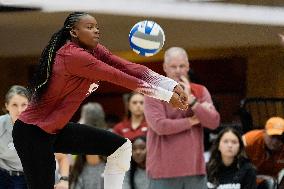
[169,84,189,110]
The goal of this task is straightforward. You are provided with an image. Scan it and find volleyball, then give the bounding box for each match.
[129,20,165,57]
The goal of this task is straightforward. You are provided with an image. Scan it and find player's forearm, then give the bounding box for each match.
[56,153,70,177]
[109,55,178,92]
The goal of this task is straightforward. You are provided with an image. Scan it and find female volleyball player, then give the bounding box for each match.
[12,12,188,189]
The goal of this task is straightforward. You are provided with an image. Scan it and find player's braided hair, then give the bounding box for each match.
[28,12,89,100]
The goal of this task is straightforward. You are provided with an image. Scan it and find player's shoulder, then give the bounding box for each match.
[93,44,112,61]
[57,41,87,57]
[95,43,109,52]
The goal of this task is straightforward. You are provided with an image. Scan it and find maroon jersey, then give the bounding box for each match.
[113,119,148,141]
[19,42,177,133]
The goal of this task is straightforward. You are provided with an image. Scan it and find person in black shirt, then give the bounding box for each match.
[207,127,256,189]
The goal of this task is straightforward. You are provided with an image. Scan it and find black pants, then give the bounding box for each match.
[12,120,126,189]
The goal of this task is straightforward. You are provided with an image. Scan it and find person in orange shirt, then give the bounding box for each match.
[242,117,284,188]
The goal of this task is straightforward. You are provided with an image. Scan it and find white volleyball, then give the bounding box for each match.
[129,20,165,57]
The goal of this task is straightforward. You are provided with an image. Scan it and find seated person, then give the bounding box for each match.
[242,117,284,188]
[69,102,107,189]
[113,93,147,141]
[70,154,105,189]
[122,135,149,189]
[207,127,256,189]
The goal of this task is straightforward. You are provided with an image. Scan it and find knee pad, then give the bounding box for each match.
[104,139,132,174]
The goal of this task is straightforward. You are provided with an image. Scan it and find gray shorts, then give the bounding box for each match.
[148,175,207,189]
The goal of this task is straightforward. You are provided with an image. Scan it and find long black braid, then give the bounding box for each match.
[28,12,89,100]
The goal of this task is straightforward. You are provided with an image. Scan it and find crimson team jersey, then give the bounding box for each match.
[19,42,177,134]
[113,119,148,141]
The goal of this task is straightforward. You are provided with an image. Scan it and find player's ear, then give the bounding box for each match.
[163,63,167,73]
[70,29,78,38]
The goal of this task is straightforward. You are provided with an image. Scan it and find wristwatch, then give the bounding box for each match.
[59,176,69,182]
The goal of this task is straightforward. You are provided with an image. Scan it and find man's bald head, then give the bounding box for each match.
[164,47,188,65]
[163,47,190,81]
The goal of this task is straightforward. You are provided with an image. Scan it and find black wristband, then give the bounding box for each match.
[59,176,69,181]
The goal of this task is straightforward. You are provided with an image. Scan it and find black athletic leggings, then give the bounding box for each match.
[12,119,126,189]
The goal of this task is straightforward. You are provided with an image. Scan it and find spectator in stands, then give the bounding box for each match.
[122,135,148,189]
[70,102,107,189]
[70,154,105,189]
[0,85,69,189]
[144,47,220,189]
[242,117,284,188]
[105,114,120,131]
[78,102,107,129]
[207,127,256,189]
[0,85,30,189]
[113,93,147,141]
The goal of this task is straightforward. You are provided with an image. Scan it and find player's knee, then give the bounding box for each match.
[105,139,132,173]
